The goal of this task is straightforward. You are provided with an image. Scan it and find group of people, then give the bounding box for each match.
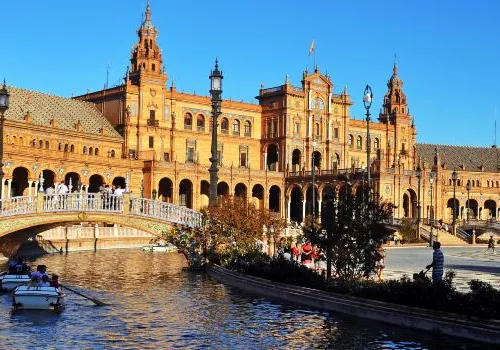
[7,257,60,288]
[276,238,327,273]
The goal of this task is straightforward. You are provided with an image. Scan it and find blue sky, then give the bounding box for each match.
[1,0,499,147]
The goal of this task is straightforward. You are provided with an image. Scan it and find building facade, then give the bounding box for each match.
[3,3,499,229]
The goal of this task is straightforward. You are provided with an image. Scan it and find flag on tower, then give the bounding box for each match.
[309,40,315,56]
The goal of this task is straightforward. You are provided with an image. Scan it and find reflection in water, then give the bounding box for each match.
[0,250,485,349]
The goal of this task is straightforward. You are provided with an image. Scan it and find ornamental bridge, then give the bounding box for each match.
[0,193,203,258]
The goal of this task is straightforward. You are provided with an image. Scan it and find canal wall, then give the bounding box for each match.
[207,264,500,345]
[17,225,154,256]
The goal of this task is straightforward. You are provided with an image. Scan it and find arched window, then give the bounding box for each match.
[39,140,43,148]
[244,121,251,136]
[110,150,115,158]
[83,146,88,154]
[357,136,362,150]
[32,139,36,147]
[184,113,193,130]
[64,144,69,152]
[221,118,229,133]
[315,123,320,136]
[95,148,99,156]
[58,143,63,151]
[349,135,354,148]
[374,138,380,150]
[89,147,94,155]
[70,144,75,152]
[314,97,325,110]
[45,141,50,149]
[233,120,240,135]
[19,137,23,145]
[197,115,205,131]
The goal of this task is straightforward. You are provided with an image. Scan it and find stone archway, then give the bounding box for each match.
[252,184,264,209]
[112,176,126,192]
[65,172,81,193]
[312,150,322,171]
[402,189,417,218]
[234,183,247,199]
[292,149,301,172]
[217,181,229,198]
[12,167,29,197]
[158,177,173,203]
[447,198,460,222]
[466,199,478,219]
[199,180,210,208]
[179,179,193,209]
[305,185,318,218]
[484,199,496,220]
[266,144,279,171]
[41,169,55,191]
[269,185,280,213]
[290,186,303,224]
[89,174,104,193]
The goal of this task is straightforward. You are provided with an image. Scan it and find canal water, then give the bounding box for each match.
[0,250,487,349]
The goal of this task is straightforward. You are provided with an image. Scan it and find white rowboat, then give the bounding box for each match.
[142,243,178,252]
[0,274,32,291]
[12,286,65,310]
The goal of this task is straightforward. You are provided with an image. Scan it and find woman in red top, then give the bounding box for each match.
[301,241,313,266]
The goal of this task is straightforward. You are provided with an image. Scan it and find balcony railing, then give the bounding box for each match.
[233,130,240,136]
[147,119,160,127]
[244,132,251,137]
[221,129,229,134]
[197,126,205,132]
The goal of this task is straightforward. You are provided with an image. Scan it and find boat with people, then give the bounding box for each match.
[12,285,65,311]
[0,273,32,291]
[142,242,178,252]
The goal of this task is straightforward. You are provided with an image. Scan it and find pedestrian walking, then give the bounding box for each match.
[485,236,495,254]
[426,242,444,283]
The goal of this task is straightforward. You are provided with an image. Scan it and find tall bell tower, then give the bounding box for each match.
[126,0,167,87]
[378,63,416,169]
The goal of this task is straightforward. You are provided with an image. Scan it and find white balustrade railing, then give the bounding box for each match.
[0,196,36,217]
[43,194,124,213]
[130,198,203,229]
[0,193,203,229]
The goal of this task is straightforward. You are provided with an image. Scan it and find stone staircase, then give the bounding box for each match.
[421,225,469,245]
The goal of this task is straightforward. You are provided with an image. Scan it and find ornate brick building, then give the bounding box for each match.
[3,2,498,230]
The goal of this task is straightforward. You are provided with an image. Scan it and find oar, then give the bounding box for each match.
[60,284,107,306]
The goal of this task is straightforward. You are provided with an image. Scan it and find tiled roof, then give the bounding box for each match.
[4,86,121,138]
[417,143,500,172]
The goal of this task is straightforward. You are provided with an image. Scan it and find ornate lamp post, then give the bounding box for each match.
[311,141,317,222]
[466,180,471,223]
[363,85,373,197]
[416,163,422,240]
[429,171,435,247]
[209,59,223,207]
[0,80,10,201]
[452,169,458,235]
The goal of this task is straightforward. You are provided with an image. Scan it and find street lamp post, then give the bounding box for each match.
[363,85,373,198]
[0,80,10,201]
[466,180,471,223]
[311,141,317,222]
[416,164,422,240]
[452,169,458,235]
[209,59,223,207]
[429,172,435,247]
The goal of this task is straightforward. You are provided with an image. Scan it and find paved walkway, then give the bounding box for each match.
[383,246,499,292]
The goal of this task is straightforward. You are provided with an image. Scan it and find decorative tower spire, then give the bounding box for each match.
[127,1,167,86]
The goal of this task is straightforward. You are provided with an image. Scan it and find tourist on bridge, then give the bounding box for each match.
[486,236,495,254]
[426,242,444,283]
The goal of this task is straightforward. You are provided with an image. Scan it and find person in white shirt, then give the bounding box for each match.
[56,180,68,194]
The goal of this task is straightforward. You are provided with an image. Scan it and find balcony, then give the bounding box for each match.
[233,131,240,136]
[221,129,229,135]
[244,132,251,137]
[266,132,277,139]
[197,126,205,132]
[147,119,159,127]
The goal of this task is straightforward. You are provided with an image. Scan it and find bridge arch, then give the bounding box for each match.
[179,179,193,208]
[447,198,460,222]
[158,177,173,203]
[466,199,478,219]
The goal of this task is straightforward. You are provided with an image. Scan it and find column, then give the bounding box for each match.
[7,179,12,198]
[317,199,322,223]
[286,199,291,223]
[34,181,39,194]
[302,200,306,222]
[0,179,4,199]
[27,181,33,196]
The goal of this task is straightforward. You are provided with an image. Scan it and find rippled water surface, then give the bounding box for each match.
[0,250,489,349]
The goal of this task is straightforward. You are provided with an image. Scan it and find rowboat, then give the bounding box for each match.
[0,274,32,291]
[12,285,65,310]
[142,243,178,252]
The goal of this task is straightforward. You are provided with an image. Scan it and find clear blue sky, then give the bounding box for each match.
[1,0,499,147]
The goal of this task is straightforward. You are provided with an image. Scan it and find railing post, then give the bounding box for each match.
[122,193,130,215]
[36,192,44,213]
